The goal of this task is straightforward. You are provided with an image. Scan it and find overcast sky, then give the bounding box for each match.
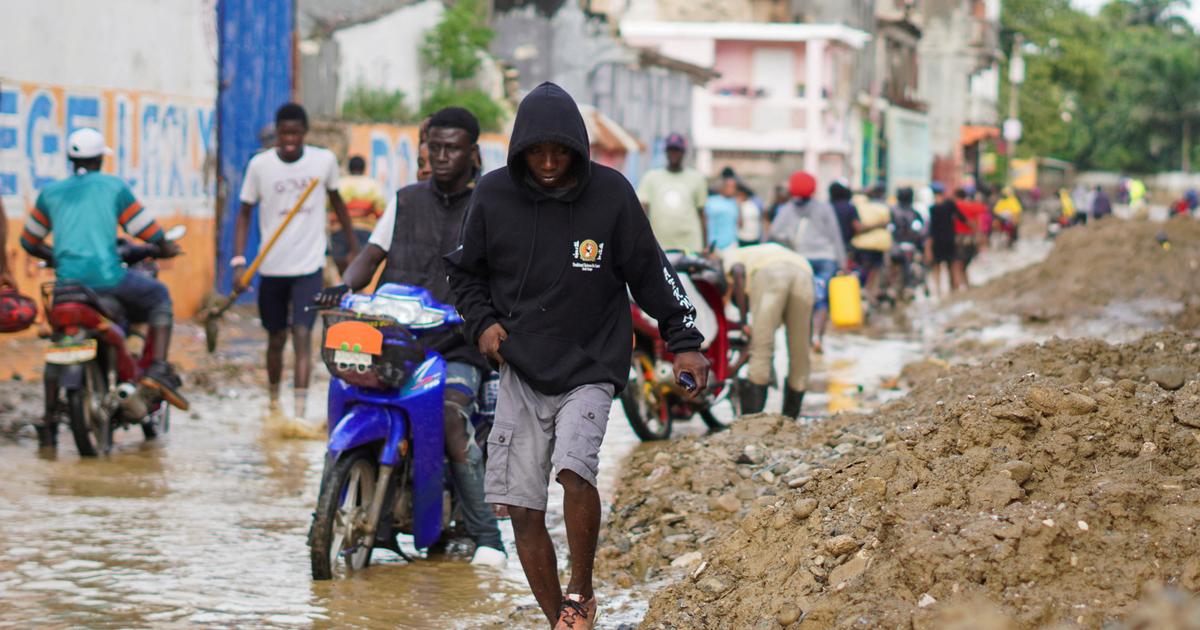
[1071,0,1200,23]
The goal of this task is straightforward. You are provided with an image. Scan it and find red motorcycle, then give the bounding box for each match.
[39,226,187,456]
[623,253,746,441]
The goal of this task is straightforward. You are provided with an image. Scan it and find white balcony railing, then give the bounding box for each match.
[708,94,809,132]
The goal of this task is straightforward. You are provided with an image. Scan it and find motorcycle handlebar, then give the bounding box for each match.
[117,239,162,265]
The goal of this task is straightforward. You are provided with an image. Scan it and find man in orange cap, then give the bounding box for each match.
[766,171,845,354]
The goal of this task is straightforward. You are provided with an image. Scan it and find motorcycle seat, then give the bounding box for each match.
[52,284,124,323]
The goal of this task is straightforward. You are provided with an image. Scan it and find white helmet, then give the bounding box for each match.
[67,128,113,159]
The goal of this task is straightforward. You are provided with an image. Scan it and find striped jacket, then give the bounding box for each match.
[21,171,162,288]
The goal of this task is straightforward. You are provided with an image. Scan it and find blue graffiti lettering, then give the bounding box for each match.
[370,135,392,192]
[141,103,161,197]
[395,136,415,188]
[25,91,60,189]
[0,89,16,150]
[115,94,136,188]
[65,95,102,142]
[163,105,186,198]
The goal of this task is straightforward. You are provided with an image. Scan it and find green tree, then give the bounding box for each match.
[417,0,508,131]
[420,0,494,84]
[1102,0,1191,26]
[1001,0,1200,172]
[1122,33,1200,170]
[419,87,506,132]
[341,84,413,123]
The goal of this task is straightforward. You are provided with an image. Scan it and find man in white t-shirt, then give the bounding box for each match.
[233,102,358,417]
[636,133,708,252]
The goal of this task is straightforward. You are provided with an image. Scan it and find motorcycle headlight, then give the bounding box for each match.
[345,294,450,329]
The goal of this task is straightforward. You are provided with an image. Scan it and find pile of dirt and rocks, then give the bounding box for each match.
[963,217,1200,326]
[600,332,1200,628]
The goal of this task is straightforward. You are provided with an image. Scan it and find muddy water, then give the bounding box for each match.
[0,346,926,628]
[0,243,1049,629]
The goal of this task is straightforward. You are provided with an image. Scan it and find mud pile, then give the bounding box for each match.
[964,216,1200,325]
[602,332,1200,628]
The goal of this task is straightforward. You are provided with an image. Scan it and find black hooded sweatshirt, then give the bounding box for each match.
[444,82,703,395]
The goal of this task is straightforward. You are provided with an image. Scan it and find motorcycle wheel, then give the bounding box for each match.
[310,448,377,580]
[620,351,672,441]
[68,362,111,457]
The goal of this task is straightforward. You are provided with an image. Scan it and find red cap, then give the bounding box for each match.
[789,171,816,199]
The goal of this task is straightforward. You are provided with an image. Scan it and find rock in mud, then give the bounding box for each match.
[1147,365,1188,391]
[710,494,741,514]
[697,576,730,596]
[787,476,813,489]
[776,605,802,626]
[671,551,703,569]
[1025,387,1097,416]
[989,402,1037,423]
[1174,382,1200,428]
[828,553,870,587]
[999,460,1035,485]
[793,498,818,519]
[1060,391,1099,415]
[825,535,858,556]
[1024,387,1060,415]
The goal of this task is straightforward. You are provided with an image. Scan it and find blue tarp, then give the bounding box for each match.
[216,0,295,296]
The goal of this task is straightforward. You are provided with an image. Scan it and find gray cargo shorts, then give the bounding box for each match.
[484,364,616,512]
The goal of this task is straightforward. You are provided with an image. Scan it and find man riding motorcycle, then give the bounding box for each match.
[316,107,505,567]
[20,128,185,446]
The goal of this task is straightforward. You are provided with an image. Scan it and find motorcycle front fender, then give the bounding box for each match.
[57,364,85,390]
[328,405,406,459]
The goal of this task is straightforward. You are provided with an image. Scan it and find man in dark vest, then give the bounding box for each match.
[316,107,506,567]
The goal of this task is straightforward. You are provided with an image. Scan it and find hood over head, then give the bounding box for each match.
[507,82,591,199]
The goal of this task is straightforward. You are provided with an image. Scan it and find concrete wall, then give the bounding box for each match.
[492,2,700,182]
[590,61,694,178]
[332,0,444,114]
[919,0,1000,190]
[1,0,217,318]
[492,3,633,101]
[343,123,509,194]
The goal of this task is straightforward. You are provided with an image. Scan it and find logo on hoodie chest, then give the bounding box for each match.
[572,239,605,271]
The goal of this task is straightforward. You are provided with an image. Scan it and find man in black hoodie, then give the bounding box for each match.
[446,83,708,629]
[317,108,505,567]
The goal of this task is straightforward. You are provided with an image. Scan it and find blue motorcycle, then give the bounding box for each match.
[308,283,463,580]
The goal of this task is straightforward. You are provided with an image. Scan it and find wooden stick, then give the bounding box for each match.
[238,177,321,289]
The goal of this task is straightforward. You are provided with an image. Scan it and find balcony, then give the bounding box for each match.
[710,94,808,131]
[696,91,819,152]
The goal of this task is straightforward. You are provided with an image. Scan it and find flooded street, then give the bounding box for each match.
[0,244,1049,629]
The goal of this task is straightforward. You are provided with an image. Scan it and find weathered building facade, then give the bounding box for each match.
[491,0,715,182]
[919,0,1001,190]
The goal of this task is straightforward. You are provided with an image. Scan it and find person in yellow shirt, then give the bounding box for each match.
[332,155,386,272]
[992,187,1023,246]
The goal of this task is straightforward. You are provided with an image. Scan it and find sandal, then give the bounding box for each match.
[553,594,597,630]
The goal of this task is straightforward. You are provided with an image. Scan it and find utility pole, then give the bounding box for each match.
[1004,33,1025,186]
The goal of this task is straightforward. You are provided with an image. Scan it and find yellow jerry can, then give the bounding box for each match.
[829,274,864,329]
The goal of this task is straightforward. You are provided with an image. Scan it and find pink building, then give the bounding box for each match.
[622,21,870,189]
